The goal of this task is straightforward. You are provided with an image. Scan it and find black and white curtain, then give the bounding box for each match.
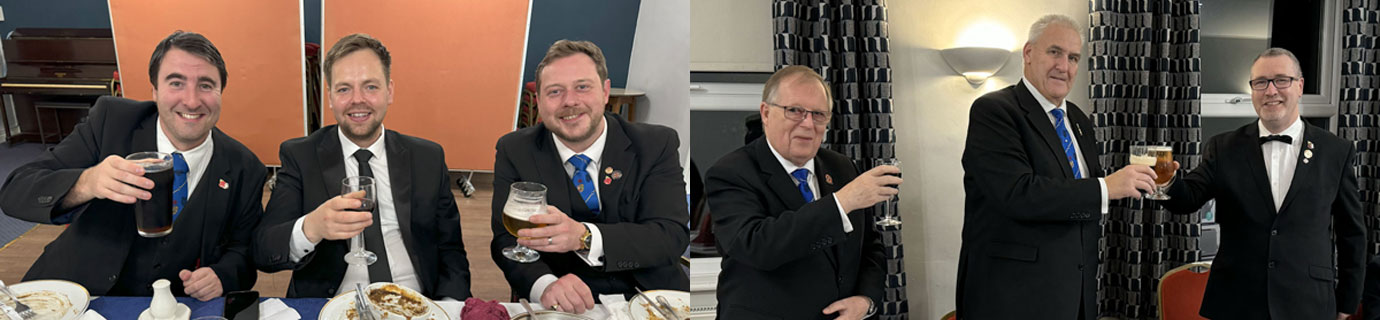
[773,0,906,318]
[1340,0,1380,257]
[1088,1,1202,319]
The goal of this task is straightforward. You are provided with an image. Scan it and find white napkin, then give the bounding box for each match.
[78,309,107,320]
[597,294,632,320]
[258,298,300,320]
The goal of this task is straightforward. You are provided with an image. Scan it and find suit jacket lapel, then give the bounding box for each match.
[318,126,346,198]
[598,115,634,224]
[1277,125,1319,214]
[186,129,232,266]
[814,158,843,274]
[1239,124,1278,216]
[1016,82,1075,179]
[384,131,419,267]
[750,139,808,209]
[535,131,575,215]
[132,114,158,153]
[1066,105,1101,176]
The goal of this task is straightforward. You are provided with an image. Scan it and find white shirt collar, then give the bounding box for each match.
[155,118,214,197]
[764,136,815,177]
[553,116,609,167]
[338,124,388,163]
[1021,77,1068,114]
[1258,117,1304,141]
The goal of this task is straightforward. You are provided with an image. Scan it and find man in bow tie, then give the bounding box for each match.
[1158,47,1365,320]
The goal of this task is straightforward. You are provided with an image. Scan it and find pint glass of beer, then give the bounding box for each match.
[127,152,174,237]
[502,182,548,263]
[1130,144,1175,200]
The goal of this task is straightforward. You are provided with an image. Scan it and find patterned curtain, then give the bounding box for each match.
[773,0,907,318]
[1340,0,1380,257]
[1088,1,1202,319]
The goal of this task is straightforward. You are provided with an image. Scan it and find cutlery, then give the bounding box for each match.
[0,282,34,320]
[634,287,674,320]
[518,298,538,320]
[656,295,684,320]
[354,283,376,320]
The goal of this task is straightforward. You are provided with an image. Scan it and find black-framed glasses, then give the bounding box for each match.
[765,102,831,124]
[1248,77,1299,91]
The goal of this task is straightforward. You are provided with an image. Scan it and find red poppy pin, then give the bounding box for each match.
[218,179,229,190]
[825,174,833,185]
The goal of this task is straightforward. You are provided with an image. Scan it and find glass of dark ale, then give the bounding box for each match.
[127,152,173,237]
[342,176,377,266]
[502,182,547,263]
[873,159,902,227]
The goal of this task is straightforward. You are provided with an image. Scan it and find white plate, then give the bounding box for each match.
[6,280,90,320]
[318,283,447,320]
[627,290,689,320]
[137,304,189,320]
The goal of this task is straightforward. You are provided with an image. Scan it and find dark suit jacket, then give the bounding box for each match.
[1363,256,1380,320]
[489,113,688,298]
[0,96,264,296]
[958,82,1104,319]
[706,137,885,320]
[254,125,471,300]
[1160,122,1365,319]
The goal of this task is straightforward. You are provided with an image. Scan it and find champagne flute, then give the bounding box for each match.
[342,176,377,265]
[502,182,548,263]
[874,159,902,227]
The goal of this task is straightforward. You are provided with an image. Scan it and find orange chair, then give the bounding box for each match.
[1159,262,1212,320]
[941,310,957,320]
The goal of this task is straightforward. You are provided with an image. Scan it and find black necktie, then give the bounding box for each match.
[1259,135,1292,145]
[353,149,393,282]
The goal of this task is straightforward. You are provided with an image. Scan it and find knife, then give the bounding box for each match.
[634,287,675,320]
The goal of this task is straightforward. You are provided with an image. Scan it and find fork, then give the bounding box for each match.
[0,281,34,320]
[354,283,376,320]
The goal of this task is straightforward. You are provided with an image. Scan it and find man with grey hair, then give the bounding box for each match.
[1157,47,1364,319]
[958,14,1157,319]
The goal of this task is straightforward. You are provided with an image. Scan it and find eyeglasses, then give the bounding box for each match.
[765,102,831,124]
[1248,77,1299,91]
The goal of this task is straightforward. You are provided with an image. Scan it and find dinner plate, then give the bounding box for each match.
[318,283,447,320]
[627,290,689,320]
[5,280,90,320]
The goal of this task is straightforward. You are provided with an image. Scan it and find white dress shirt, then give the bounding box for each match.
[1259,118,1303,211]
[288,125,422,294]
[765,137,853,233]
[530,121,612,303]
[1022,79,1109,214]
[155,118,214,200]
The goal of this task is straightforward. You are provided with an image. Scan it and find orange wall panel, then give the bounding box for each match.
[109,0,307,167]
[323,0,530,171]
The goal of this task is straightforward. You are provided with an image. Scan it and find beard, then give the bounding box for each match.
[341,119,383,144]
[546,113,603,145]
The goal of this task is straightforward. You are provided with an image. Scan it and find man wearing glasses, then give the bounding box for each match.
[1155,47,1364,319]
[706,65,897,319]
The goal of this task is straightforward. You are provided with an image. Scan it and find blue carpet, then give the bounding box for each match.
[0,142,48,247]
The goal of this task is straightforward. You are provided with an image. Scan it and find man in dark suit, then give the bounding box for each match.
[0,31,264,300]
[957,15,1157,319]
[254,33,471,300]
[1158,48,1364,320]
[706,65,896,320]
[491,40,688,313]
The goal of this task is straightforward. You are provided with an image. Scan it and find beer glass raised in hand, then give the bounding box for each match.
[1130,145,1175,200]
[127,152,174,237]
[502,182,548,263]
[342,176,377,266]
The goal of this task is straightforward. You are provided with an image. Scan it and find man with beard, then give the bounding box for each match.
[254,33,471,300]
[0,31,264,300]
[1157,48,1364,320]
[490,40,688,313]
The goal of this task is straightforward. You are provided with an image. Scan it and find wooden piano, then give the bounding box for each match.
[0,28,118,145]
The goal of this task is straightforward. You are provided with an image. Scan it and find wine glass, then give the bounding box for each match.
[874,159,902,227]
[342,176,377,265]
[502,182,548,263]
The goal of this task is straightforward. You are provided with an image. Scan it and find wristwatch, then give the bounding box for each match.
[579,224,593,251]
[864,297,877,318]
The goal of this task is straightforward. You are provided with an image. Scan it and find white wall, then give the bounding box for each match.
[627,0,691,167]
[890,1,1089,317]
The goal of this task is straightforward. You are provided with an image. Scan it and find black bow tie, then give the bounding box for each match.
[1259,135,1292,145]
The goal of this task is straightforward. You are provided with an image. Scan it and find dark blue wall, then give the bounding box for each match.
[0,0,111,37]
[304,0,320,44]
[522,0,641,88]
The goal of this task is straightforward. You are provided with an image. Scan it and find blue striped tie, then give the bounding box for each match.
[1049,108,1082,179]
[171,152,189,220]
[791,169,814,203]
[568,154,600,214]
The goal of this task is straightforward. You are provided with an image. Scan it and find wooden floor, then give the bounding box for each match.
[0,172,512,300]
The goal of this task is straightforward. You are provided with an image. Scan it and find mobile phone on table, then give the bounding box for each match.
[223,290,260,320]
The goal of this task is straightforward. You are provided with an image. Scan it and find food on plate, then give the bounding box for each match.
[366,284,430,319]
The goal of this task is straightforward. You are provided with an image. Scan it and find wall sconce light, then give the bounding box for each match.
[940,47,1010,85]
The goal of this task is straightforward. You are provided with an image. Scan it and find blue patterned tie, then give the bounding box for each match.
[1049,108,1082,179]
[791,168,814,203]
[568,154,600,214]
[171,152,189,220]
